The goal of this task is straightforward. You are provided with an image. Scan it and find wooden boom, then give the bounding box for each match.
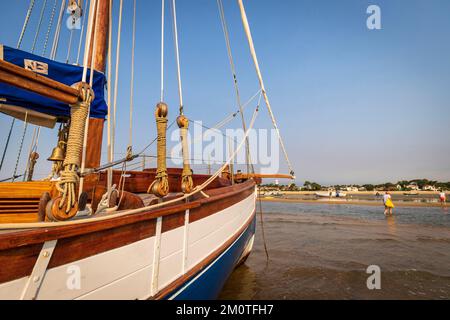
[0,59,81,105]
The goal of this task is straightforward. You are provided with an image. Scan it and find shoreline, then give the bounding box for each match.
[259,197,449,208]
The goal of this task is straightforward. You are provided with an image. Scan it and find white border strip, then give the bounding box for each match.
[182,208,189,274]
[20,240,58,300]
[150,216,162,295]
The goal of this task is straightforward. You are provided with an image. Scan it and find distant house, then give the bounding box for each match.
[423,185,437,191]
[396,184,402,191]
[406,183,419,191]
[358,187,367,191]
[345,186,359,192]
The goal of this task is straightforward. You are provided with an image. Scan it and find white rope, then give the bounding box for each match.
[106,0,113,196]
[50,0,66,60]
[23,126,37,181]
[0,105,260,229]
[31,0,47,53]
[128,0,137,149]
[12,113,29,182]
[237,0,295,177]
[76,0,90,65]
[171,0,184,114]
[66,29,74,63]
[112,0,124,162]
[78,0,98,194]
[160,0,165,101]
[217,0,252,173]
[42,0,57,56]
[81,0,96,83]
[23,126,41,181]
[17,0,36,49]
[1,0,37,172]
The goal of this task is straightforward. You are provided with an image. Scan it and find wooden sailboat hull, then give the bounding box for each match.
[0,179,256,300]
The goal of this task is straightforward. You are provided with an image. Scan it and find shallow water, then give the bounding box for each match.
[219,202,450,300]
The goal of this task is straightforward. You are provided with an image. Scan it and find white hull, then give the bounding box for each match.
[315,192,347,198]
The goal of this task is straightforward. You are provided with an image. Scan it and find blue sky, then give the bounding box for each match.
[0,0,449,185]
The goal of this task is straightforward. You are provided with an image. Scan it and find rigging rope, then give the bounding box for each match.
[160,0,165,101]
[17,0,36,49]
[112,0,124,163]
[76,0,89,65]
[217,0,252,174]
[1,105,261,229]
[171,0,184,115]
[66,29,75,63]
[237,0,295,177]
[78,0,98,195]
[0,119,16,172]
[23,126,41,181]
[171,0,193,192]
[31,0,48,53]
[128,0,137,151]
[106,0,113,196]
[42,0,57,56]
[12,113,29,182]
[50,0,66,59]
[1,0,36,173]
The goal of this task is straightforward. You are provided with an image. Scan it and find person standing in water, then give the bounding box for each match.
[439,190,446,205]
[383,191,394,216]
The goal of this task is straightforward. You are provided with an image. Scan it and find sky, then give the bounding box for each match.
[0,0,449,185]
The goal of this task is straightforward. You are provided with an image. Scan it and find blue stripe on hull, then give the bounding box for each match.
[168,215,256,300]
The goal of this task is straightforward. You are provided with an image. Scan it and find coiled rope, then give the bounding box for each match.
[148,103,169,197]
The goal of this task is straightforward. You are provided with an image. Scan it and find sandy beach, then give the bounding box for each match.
[260,197,449,207]
[259,190,448,208]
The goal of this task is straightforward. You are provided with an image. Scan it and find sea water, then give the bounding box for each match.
[219,202,450,299]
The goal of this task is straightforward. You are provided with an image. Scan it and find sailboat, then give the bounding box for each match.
[0,0,294,300]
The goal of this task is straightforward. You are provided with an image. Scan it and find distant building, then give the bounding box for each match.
[345,186,359,192]
[406,183,419,191]
[423,185,437,191]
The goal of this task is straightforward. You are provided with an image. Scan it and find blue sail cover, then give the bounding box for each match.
[0,45,107,119]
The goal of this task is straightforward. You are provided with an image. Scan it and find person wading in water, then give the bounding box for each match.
[383,191,394,216]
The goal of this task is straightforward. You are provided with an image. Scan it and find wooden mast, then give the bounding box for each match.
[84,0,109,169]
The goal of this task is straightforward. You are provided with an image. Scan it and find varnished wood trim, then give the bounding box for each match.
[0,181,57,198]
[48,219,156,269]
[0,59,80,105]
[162,212,185,233]
[0,202,197,251]
[0,181,255,286]
[190,186,254,223]
[0,243,42,284]
[0,181,255,251]
[153,210,256,299]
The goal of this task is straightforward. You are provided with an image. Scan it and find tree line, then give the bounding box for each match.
[260,179,450,191]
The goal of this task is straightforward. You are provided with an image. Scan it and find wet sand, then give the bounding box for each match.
[219,205,450,300]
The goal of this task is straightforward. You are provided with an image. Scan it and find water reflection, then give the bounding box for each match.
[385,214,397,235]
[219,263,257,299]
